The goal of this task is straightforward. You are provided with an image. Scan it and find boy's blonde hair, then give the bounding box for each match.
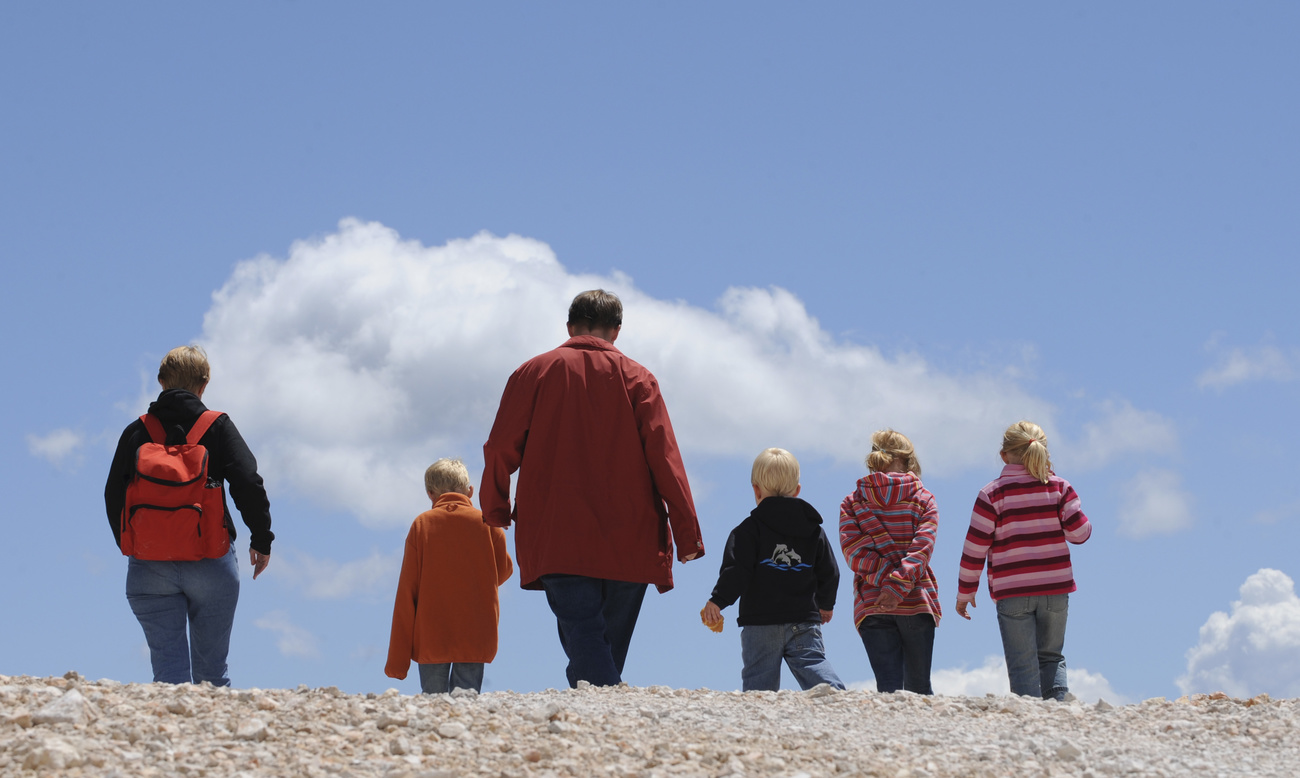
[866,429,921,476]
[1002,421,1052,484]
[424,457,471,495]
[751,448,800,497]
[158,345,211,394]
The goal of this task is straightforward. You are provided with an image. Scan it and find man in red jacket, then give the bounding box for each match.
[482,289,705,687]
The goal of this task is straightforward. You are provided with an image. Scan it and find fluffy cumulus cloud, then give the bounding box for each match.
[1065,401,1179,470]
[1116,468,1194,538]
[852,655,1127,704]
[1178,569,1300,698]
[254,611,321,659]
[197,219,1167,525]
[26,428,85,468]
[1197,339,1296,390]
[275,549,402,600]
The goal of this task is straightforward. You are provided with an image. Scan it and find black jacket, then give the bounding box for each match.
[105,389,275,555]
[708,496,839,626]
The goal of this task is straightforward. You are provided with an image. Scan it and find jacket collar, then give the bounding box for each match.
[560,335,621,353]
[434,492,474,509]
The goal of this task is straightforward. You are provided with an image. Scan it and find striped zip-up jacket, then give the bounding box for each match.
[957,464,1092,603]
[840,472,942,627]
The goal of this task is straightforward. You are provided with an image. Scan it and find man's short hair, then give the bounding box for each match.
[425,457,471,495]
[158,345,211,394]
[568,289,623,330]
[751,447,800,497]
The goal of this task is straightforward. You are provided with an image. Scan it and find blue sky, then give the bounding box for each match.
[3,3,1299,702]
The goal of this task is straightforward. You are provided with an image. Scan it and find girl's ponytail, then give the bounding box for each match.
[866,429,922,476]
[1002,421,1053,484]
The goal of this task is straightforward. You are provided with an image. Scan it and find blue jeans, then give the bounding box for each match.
[996,594,1069,700]
[857,613,935,694]
[418,662,484,694]
[540,575,648,688]
[125,548,240,686]
[740,622,845,692]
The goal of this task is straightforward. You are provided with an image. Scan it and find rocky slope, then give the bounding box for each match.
[2,672,1297,776]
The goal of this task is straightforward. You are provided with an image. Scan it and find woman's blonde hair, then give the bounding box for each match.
[866,429,921,476]
[1002,421,1052,484]
[425,457,472,496]
[158,345,211,394]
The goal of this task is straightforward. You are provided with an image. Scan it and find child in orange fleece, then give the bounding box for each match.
[385,458,513,693]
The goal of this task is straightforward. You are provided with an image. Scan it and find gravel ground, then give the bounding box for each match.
[2,672,1297,777]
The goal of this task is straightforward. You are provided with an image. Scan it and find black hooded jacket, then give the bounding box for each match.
[708,496,840,626]
[105,389,274,555]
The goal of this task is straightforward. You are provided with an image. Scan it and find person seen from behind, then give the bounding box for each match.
[955,421,1092,701]
[702,448,845,692]
[839,429,941,694]
[386,458,513,694]
[104,345,273,686]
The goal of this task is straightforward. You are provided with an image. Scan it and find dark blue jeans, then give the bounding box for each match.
[857,613,936,695]
[540,574,648,688]
[125,548,240,686]
[418,662,484,694]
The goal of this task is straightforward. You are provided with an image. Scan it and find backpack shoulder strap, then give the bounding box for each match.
[186,410,226,446]
[140,414,166,444]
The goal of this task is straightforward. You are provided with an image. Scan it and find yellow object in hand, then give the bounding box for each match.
[700,607,724,633]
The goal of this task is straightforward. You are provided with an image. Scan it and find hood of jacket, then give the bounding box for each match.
[850,471,922,510]
[751,496,824,539]
[147,389,209,442]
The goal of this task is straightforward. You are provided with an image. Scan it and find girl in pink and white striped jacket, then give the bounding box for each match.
[955,421,1092,700]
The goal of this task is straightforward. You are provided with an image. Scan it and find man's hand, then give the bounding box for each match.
[250,549,270,580]
[819,609,833,624]
[683,552,700,561]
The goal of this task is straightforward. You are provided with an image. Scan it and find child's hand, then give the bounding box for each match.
[876,590,902,612]
[700,601,724,632]
[819,609,833,625]
[956,598,975,620]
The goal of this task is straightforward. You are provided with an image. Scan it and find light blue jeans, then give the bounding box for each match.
[125,547,240,686]
[996,593,1069,700]
[419,663,484,694]
[740,622,845,692]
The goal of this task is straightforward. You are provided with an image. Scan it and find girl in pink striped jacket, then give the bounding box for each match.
[955,421,1092,700]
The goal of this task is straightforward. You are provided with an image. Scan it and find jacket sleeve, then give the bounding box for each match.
[217,416,274,555]
[880,489,939,600]
[384,524,421,680]
[491,527,514,586]
[1059,483,1092,544]
[104,422,143,549]
[838,495,895,587]
[957,489,997,602]
[480,368,533,528]
[633,374,704,561]
[813,528,840,611]
[708,525,752,609]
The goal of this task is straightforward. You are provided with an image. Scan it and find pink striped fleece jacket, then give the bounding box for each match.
[839,471,942,627]
[957,464,1092,603]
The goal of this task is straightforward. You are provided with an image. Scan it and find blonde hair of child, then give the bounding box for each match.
[158,345,211,394]
[866,429,921,476]
[424,458,472,496]
[1002,421,1052,484]
[751,448,800,497]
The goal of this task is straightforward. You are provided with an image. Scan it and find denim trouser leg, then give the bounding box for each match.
[784,622,845,691]
[996,594,1069,700]
[740,625,785,691]
[541,575,648,688]
[858,614,935,694]
[126,548,240,686]
[418,662,484,694]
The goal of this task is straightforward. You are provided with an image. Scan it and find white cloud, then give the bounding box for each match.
[254,610,321,659]
[1254,499,1300,525]
[1064,401,1179,470]
[26,428,85,468]
[851,655,1128,704]
[194,219,1168,526]
[1177,568,1300,699]
[1116,468,1194,538]
[275,549,402,600]
[1197,340,1296,390]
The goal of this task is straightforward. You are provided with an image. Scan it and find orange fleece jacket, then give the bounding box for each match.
[385,493,513,678]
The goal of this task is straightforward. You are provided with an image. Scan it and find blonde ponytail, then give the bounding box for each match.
[866,429,922,476]
[1002,421,1052,484]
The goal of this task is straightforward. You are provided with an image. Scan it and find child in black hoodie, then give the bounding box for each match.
[702,448,845,691]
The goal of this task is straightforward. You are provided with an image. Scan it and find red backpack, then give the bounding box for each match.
[120,410,232,561]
